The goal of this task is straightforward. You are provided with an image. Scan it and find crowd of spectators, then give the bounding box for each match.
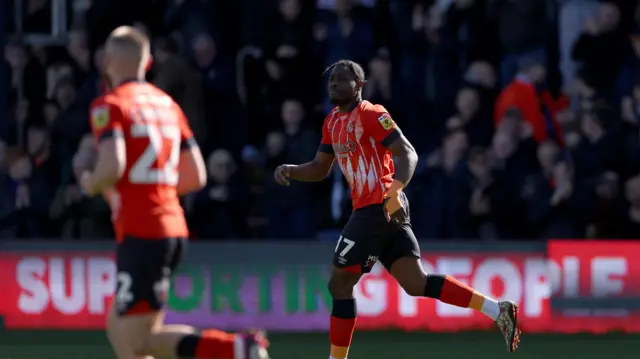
[3,0,640,240]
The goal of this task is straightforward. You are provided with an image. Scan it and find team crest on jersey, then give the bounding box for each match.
[378,113,393,130]
[91,106,110,130]
[347,122,354,132]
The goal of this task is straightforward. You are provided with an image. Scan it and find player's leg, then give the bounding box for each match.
[328,208,387,359]
[380,226,521,352]
[108,302,250,359]
[327,266,362,359]
[146,310,265,359]
[112,237,269,359]
[107,238,162,359]
[106,303,151,359]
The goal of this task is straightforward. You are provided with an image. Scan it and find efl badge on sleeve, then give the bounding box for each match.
[378,113,394,130]
[91,105,110,131]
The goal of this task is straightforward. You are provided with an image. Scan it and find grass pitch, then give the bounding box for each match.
[0,330,636,359]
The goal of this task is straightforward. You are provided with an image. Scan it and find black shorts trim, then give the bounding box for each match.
[98,128,123,142]
[114,236,187,316]
[381,128,401,148]
[318,143,334,154]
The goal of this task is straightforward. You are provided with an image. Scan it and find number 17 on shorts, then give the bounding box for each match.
[334,235,355,264]
[332,235,378,274]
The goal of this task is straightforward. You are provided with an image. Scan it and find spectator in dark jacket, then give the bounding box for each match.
[189,149,249,239]
[152,37,207,147]
[572,1,629,99]
[522,152,595,238]
[49,134,113,239]
[410,130,469,239]
[491,0,548,85]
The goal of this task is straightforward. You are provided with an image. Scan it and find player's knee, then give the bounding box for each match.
[400,282,426,297]
[389,257,428,297]
[108,316,154,355]
[327,273,358,299]
[129,331,153,355]
[396,273,428,297]
[106,309,119,343]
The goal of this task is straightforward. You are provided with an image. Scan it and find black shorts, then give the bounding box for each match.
[333,192,420,273]
[114,236,187,316]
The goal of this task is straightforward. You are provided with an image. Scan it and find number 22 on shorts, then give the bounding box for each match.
[335,235,355,257]
[115,272,134,309]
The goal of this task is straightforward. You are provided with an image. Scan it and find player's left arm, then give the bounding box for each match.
[82,102,127,196]
[368,107,418,193]
[176,113,207,195]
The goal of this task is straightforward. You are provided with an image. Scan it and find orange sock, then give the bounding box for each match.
[468,291,487,310]
[196,330,236,359]
[330,316,356,359]
[177,329,236,359]
[329,299,357,359]
[439,275,476,307]
[424,274,500,319]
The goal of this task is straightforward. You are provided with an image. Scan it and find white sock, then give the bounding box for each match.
[481,297,500,320]
[234,335,245,359]
[330,356,340,359]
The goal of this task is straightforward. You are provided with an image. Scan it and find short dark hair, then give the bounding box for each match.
[323,59,366,84]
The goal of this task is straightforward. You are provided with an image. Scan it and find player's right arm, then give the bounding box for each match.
[81,100,127,196]
[274,120,335,185]
[176,112,207,195]
[275,151,335,185]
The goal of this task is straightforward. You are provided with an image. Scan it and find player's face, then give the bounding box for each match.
[328,65,357,105]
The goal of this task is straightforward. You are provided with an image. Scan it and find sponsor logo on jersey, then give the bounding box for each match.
[334,140,356,154]
[91,106,110,130]
[378,113,393,130]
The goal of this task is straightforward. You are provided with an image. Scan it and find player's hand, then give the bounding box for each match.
[383,192,406,224]
[274,165,295,186]
[80,171,97,197]
[384,180,407,224]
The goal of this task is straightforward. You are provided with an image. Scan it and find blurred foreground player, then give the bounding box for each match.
[274,60,521,358]
[81,26,270,359]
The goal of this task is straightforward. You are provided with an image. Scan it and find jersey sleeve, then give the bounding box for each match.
[178,110,197,150]
[89,100,125,143]
[366,105,401,147]
[318,117,334,154]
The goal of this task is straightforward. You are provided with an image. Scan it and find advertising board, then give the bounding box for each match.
[0,241,638,332]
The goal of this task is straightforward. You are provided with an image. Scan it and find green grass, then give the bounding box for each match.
[0,330,636,359]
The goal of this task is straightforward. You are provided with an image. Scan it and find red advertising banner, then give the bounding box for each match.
[0,242,639,332]
[547,240,640,298]
[0,252,115,329]
[357,248,640,333]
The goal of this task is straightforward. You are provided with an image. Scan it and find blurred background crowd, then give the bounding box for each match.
[2,0,640,241]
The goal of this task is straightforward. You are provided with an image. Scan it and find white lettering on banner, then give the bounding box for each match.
[523,259,550,317]
[355,255,631,320]
[88,258,117,314]
[592,258,626,297]
[398,259,434,317]
[16,256,116,315]
[17,257,49,314]
[436,258,472,317]
[562,256,580,297]
[473,259,522,304]
[354,263,387,315]
[547,259,562,296]
[49,257,85,314]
